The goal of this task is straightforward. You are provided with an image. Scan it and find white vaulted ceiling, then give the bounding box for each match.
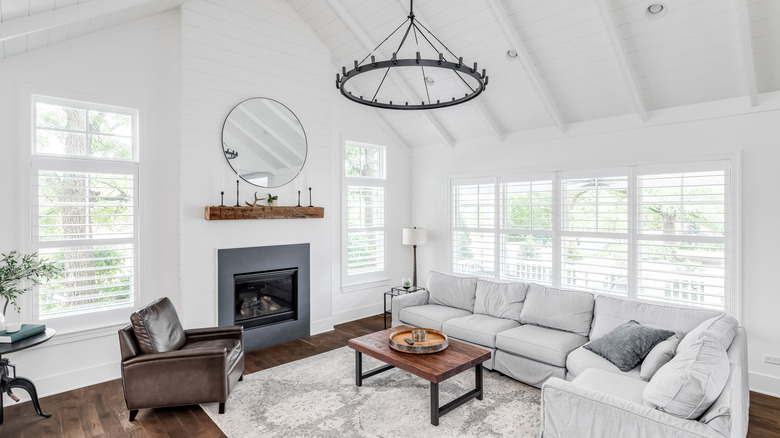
[1,0,779,148]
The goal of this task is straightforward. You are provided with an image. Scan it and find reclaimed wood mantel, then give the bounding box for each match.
[205,206,324,220]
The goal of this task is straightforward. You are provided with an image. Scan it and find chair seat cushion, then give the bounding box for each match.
[442,314,520,348]
[566,346,641,380]
[496,324,588,367]
[574,368,648,405]
[398,305,472,331]
[182,338,243,367]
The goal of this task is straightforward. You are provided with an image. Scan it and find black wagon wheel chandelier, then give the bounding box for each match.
[336,0,489,110]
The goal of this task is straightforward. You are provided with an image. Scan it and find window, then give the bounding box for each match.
[450,160,733,311]
[344,141,386,279]
[32,96,139,321]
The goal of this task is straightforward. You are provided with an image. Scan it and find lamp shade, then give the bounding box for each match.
[402,227,427,246]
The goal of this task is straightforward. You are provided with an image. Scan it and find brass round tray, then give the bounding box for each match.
[388,328,449,354]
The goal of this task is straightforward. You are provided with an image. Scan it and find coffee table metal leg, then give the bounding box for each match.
[429,365,485,426]
[354,350,395,388]
[430,382,440,426]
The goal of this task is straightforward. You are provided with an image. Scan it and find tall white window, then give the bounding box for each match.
[32,96,139,322]
[344,141,386,279]
[450,160,733,311]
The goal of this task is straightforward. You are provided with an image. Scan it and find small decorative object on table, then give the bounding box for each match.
[267,193,278,206]
[402,277,411,290]
[245,192,267,207]
[0,251,60,332]
[383,285,427,329]
[388,327,448,354]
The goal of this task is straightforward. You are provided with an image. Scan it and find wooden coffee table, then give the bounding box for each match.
[347,325,490,426]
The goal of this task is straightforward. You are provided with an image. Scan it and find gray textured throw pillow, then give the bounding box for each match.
[584,320,675,372]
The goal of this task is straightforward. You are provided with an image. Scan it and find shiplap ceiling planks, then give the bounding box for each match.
[3,0,780,148]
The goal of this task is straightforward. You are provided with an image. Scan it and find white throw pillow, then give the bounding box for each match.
[677,313,738,353]
[640,332,681,381]
[643,337,730,419]
[519,283,594,336]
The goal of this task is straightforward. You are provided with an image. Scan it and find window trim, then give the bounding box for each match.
[27,95,142,331]
[448,156,740,316]
[341,140,388,288]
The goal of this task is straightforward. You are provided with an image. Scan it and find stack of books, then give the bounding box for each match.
[0,324,46,343]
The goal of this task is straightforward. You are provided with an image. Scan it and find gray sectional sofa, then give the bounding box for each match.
[391,271,748,438]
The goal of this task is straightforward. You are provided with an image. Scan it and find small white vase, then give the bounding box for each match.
[0,312,5,332]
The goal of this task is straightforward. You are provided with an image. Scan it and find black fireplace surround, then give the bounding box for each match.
[218,244,310,352]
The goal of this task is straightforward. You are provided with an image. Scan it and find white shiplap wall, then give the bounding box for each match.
[179,0,335,329]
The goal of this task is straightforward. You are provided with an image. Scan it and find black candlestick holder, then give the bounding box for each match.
[220,191,225,207]
[297,191,301,207]
[308,187,313,207]
[235,180,240,207]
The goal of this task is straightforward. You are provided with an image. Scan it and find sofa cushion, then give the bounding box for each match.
[519,284,594,336]
[566,346,641,380]
[583,320,674,372]
[473,279,529,322]
[640,333,681,381]
[442,314,520,348]
[398,304,472,331]
[590,295,720,341]
[677,313,738,353]
[130,297,186,354]
[496,324,588,367]
[644,337,730,419]
[574,368,648,405]
[426,271,478,312]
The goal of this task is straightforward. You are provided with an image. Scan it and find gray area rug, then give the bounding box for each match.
[202,346,541,437]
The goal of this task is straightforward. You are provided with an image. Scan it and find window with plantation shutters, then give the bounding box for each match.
[451,178,496,277]
[449,160,734,312]
[32,96,139,321]
[344,141,386,278]
[636,164,729,309]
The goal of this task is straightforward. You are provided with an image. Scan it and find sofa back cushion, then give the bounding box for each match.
[473,279,529,322]
[519,284,594,336]
[426,271,478,312]
[643,337,730,419]
[130,297,186,354]
[591,295,721,341]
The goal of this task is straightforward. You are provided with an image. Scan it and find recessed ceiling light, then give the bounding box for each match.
[646,3,666,19]
[506,49,518,59]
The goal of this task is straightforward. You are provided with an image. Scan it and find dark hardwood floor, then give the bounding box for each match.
[3,314,779,437]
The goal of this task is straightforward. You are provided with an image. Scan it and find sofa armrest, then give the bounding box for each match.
[185,325,243,342]
[391,291,430,327]
[541,377,723,438]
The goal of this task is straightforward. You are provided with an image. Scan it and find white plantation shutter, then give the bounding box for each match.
[451,178,496,277]
[636,165,729,309]
[344,142,386,278]
[560,173,629,294]
[500,177,554,284]
[32,96,139,320]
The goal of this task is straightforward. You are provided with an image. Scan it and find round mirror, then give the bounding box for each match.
[221,98,307,188]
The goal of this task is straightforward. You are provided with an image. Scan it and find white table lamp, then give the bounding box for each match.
[402,227,427,287]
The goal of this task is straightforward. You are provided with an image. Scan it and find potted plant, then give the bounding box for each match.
[267,193,278,207]
[0,251,61,330]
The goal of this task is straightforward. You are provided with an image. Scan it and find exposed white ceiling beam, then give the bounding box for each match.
[736,0,759,107]
[367,109,412,157]
[237,105,305,161]
[486,0,566,133]
[595,0,648,121]
[394,0,504,142]
[0,0,182,43]
[326,0,455,148]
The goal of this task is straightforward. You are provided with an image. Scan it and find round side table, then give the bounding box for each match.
[0,328,56,425]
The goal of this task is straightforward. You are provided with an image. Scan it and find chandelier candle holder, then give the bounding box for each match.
[336,0,488,110]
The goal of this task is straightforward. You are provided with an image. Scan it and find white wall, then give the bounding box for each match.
[179,0,410,333]
[0,12,180,399]
[410,93,780,396]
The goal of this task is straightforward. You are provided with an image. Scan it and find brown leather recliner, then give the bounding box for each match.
[118,297,244,421]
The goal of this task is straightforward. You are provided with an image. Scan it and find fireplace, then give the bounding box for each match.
[218,244,310,352]
[234,268,297,329]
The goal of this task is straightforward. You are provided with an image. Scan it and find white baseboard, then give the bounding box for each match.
[331,303,383,326]
[750,371,780,398]
[2,360,120,406]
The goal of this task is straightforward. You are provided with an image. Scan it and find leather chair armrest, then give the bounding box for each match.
[123,348,226,366]
[184,325,243,343]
